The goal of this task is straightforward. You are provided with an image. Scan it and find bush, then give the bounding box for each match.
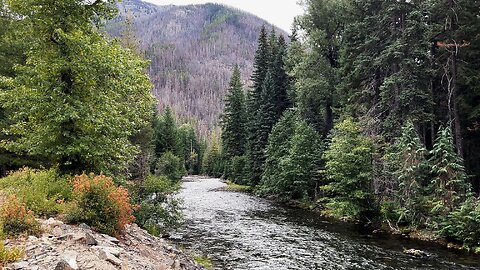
[441,197,480,250]
[0,168,72,216]
[133,175,182,236]
[155,151,185,181]
[0,243,23,268]
[66,174,136,236]
[0,195,41,237]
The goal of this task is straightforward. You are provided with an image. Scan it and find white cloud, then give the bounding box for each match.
[142,0,305,32]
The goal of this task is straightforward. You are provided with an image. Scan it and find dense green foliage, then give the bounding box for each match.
[0,0,154,175]
[133,175,183,236]
[0,0,202,238]
[217,0,480,251]
[322,118,374,219]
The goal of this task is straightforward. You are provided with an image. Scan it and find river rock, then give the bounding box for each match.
[404,248,429,257]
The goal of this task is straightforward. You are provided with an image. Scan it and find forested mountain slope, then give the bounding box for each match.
[106,0,287,137]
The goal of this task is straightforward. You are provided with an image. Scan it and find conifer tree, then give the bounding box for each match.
[429,126,470,215]
[154,106,178,157]
[322,118,375,219]
[384,121,429,224]
[245,25,270,184]
[271,35,291,119]
[221,65,246,159]
[261,109,298,195]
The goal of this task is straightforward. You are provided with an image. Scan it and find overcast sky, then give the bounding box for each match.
[143,0,305,32]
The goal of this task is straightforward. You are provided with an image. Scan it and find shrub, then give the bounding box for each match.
[0,195,41,237]
[0,243,24,268]
[133,175,182,236]
[66,174,136,236]
[441,197,480,250]
[0,168,72,216]
[155,151,185,181]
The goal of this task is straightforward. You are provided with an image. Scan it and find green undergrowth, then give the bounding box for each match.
[225,181,253,193]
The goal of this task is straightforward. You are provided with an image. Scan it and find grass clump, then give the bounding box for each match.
[225,181,252,193]
[0,242,24,268]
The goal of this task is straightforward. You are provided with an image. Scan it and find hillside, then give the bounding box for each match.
[106,0,287,137]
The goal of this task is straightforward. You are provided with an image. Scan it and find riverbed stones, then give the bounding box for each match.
[5,218,205,270]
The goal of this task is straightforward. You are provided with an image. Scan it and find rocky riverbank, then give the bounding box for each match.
[3,218,205,270]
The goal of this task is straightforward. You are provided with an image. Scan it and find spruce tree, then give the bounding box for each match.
[271,35,291,119]
[245,25,270,184]
[221,65,246,159]
[261,109,298,195]
[429,126,470,215]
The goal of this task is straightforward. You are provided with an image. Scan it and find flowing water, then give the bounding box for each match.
[173,177,479,270]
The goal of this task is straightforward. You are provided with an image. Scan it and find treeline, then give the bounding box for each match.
[0,0,201,237]
[215,0,480,251]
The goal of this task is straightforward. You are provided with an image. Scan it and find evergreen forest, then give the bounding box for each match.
[216,0,480,252]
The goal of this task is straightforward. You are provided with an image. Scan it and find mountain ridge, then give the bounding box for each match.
[106,0,288,137]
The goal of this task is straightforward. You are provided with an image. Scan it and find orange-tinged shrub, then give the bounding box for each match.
[0,195,41,236]
[67,173,136,236]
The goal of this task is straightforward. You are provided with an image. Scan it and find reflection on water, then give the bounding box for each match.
[173,178,478,270]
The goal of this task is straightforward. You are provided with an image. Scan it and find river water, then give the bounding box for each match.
[173,177,479,270]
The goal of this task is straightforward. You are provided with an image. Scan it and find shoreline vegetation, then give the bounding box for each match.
[212,0,480,257]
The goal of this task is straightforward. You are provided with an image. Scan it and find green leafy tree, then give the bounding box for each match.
[0,0,154,175]
[322,118,375,219]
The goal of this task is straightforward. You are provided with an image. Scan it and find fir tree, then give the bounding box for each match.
[429,126,470,215]
[221,65,246,159]
[245,25,270,184]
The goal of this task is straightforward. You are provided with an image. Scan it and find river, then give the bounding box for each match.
[173,177,479,270]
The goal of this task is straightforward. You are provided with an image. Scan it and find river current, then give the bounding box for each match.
[173,177,478,270]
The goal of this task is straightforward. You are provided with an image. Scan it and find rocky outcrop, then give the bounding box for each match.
[4,218,204,270]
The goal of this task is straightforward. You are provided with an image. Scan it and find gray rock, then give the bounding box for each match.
[11,261,29,269]
[85,233,98,246]
[101,234,119,245]
[78,223,91,230]
[99,249,122,266]
[51,227,64,237]
[54,255,78,270]
[92,246,121,257]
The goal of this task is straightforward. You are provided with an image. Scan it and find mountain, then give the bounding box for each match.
[105,0,288,137]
